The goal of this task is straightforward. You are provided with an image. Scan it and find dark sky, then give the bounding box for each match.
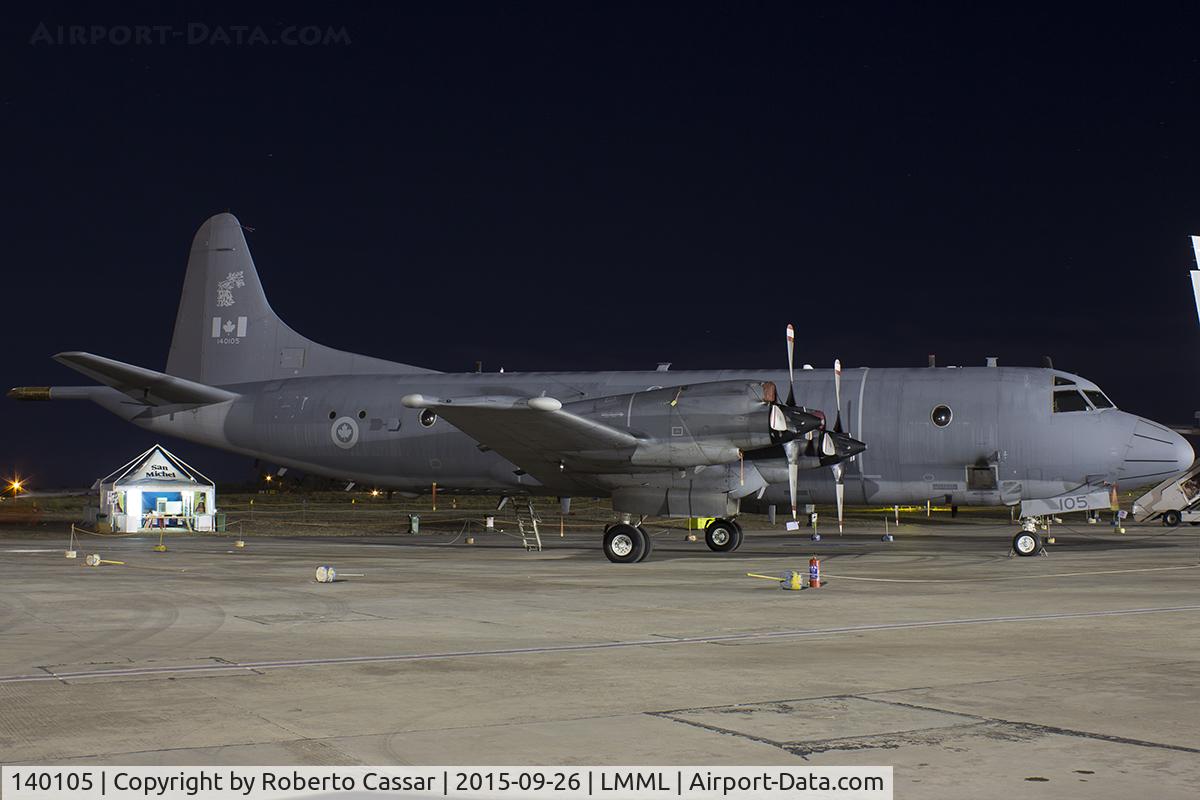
[5,2,1200,486]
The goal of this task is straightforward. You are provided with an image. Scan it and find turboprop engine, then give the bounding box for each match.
[567,380,823,468]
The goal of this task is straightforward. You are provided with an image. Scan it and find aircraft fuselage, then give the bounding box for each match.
[120,364,1184,509]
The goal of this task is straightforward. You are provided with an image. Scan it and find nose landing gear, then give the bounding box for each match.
[1012,518,1046,557]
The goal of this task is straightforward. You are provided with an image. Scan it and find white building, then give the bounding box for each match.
[97,444,216,533]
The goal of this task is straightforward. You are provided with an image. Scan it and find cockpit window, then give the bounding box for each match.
[1053,376,1076,386]
[1084,390,1114,409]
[1053,390,1089,413]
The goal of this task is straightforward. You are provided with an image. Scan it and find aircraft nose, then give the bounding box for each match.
[1122,417,1194,479]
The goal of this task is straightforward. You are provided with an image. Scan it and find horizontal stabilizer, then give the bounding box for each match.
[53,352,237,406]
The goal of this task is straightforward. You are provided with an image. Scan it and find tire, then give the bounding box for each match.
[705,519,740,553]
[1012,531,1040,557]
[729,519,745,551]
[1162,510,1182,527]
[603,524,647,563]
[636,526,654,562]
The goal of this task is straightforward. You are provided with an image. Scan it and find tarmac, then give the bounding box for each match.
[1,516,1198,799]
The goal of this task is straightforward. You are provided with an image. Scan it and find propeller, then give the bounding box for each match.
[808,359,865,533]
[777,327,865,530]
[784,324,800,521]
[832,359,844,533]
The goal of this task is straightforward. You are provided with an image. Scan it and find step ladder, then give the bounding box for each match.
[515,499,542,552]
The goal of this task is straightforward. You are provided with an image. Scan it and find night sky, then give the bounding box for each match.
[6,2,1200,486]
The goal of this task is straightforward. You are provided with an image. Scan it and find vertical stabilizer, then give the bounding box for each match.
[166,213,433,386]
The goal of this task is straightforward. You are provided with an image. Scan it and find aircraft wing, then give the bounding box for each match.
[52,352,238,406]
[401,394,637,489]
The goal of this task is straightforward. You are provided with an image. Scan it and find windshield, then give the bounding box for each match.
[1084,390,1115,409]
[1053,390,1089,413]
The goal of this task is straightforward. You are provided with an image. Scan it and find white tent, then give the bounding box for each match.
[97,444,216,533]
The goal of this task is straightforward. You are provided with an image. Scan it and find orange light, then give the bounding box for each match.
[264,475,272,482]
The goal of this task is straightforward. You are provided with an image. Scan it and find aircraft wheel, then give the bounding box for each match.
[705,519,742,553]
[1162,510,1182,527]
[1012,530,1041,557]
[636,526,654,562]
[603,524,647,563]
[729,519,745,551]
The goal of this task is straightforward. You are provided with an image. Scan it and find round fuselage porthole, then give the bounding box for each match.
[931,405,953,427]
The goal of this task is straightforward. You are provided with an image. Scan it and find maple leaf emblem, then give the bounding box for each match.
[222,320,235,334]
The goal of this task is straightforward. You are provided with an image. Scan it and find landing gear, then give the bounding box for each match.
[1162,509,1182,527]
[1012,529,1042,557]
[638,526,654,560]
[603,523,650,563]
[705,518,743,553]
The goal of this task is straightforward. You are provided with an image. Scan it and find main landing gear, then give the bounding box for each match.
[704,518,743,553]
[602,523,654,563]
[602,517,744,562]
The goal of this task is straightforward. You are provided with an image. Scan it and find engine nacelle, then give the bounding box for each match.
[567,380,820,469]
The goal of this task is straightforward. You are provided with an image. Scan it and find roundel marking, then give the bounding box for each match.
[331,416,360,449]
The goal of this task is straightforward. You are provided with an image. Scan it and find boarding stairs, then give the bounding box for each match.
[515,499,543,552]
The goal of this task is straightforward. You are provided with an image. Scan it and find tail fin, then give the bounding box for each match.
[166,213,434,386]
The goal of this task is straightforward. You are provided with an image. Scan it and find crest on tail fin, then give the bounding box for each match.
[165,213,434,386]
[215,271,245,307]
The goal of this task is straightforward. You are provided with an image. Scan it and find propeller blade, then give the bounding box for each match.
[833,358,844,434]
[834,463,845,534]
[784,440,799,520]
[785,324,796,407]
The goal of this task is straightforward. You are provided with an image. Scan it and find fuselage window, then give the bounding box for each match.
[931,405,953,427]
[1053,376,1076,386]
[1084,390,1114,409]
[1053,390,1089,413]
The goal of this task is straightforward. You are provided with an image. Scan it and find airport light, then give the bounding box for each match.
[264,474,272,482]
[370,489,380,497]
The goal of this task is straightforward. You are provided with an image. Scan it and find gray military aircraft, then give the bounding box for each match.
[9,214,1193,560]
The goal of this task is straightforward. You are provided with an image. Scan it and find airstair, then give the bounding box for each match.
[515,499,543,552]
